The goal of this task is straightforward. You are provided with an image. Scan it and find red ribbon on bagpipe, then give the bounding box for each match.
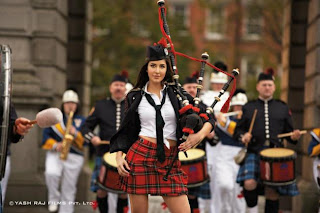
[156,0,238,180]
[157,1,237,113]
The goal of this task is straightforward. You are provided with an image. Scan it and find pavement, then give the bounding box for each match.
[3,195,269,213]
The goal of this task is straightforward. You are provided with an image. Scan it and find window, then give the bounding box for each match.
[243,5,263,39]
[205,7,225,40]
[240,56,263,98]
[171,3,189,31]
[131,17,150,38]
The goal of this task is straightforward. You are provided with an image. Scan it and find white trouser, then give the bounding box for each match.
[210,144,246,213]
[108,193,118,213]
[1,156,10,204]
[203,142,220,213]
[313,157,320,190]
[198,197,211,213]
[45,151,84,213]
[313,158,320,213]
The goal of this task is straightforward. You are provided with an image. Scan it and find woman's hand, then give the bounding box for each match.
[116,152,130,177]
[178,122,213,152]
[178,132,203,152]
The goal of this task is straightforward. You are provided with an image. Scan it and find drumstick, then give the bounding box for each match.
[248,109,258,134]
[99,140,110,145]
[28,120,38,125]
[245,109,257,147]
[277,130,307,138]
[222,111,241,117]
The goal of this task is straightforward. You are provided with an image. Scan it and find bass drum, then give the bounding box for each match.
[179,148,209,188]
[0,45,12,179]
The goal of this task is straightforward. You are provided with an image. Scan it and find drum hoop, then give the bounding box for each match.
[96,182,126,194]
[263,179,296,186]
[179,149,206,162]
[260,152,296,161]
[104,152,126,168]
[187,177,210,188]
[101,160,118,171]
[180,155,207,165]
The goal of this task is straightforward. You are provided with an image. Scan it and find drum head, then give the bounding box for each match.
[260,148,295,158]
[179,149,205,161]
[103,152,126,168]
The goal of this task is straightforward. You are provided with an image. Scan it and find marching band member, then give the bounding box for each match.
[234,68,301,213]
[110,44,215,213]
[120,70,134,94]
[200,61,229,213]
[0,107,32,213]
[308,128,320,213]
[1,107,33,205]
[214,89,247,213]
[183,72,211,213]
[80,73,129,213]
[42,90,86,213]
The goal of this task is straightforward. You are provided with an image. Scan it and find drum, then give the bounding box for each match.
[260,148,296,186]
[97,152,125,193]
[179,148,209,188]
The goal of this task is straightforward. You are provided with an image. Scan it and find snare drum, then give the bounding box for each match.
[179,148,209,188]
[260,148,296,186]
[97,152,125,193]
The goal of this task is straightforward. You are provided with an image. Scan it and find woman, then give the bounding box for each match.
[110,44,215,213]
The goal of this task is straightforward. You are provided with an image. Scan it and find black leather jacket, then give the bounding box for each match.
[110,86,215,154]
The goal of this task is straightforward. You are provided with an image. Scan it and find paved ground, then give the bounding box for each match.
[3,195,270,213]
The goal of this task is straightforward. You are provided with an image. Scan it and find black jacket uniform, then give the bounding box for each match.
[80,98,125,156]
[234,98,298,154]
[110,86,215,154]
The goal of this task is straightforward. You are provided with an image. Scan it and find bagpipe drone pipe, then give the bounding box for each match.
[156,0,239,180]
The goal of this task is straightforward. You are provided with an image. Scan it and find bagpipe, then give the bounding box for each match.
[156,0,238,180]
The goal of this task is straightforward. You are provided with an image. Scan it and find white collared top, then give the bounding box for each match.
[138,82,177,148]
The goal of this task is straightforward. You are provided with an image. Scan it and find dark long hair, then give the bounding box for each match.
[134,58,174,89]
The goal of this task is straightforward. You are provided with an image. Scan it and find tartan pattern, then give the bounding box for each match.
[119,138,188,196]
[90,156,103,192]
[236,153,299,196]
[189,182,211,199]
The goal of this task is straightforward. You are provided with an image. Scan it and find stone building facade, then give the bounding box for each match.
[282,0,320,212]
[0,0,92,210]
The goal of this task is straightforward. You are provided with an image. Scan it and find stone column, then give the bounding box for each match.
[67,0,92,115]
[0,0,69,202]
[0,0,92,207]
[67,0,93,202]
[282,0,318,212]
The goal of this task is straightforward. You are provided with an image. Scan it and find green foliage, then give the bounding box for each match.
[92,0,195,103]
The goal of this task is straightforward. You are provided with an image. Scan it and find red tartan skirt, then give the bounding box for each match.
[119,137,188,196]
